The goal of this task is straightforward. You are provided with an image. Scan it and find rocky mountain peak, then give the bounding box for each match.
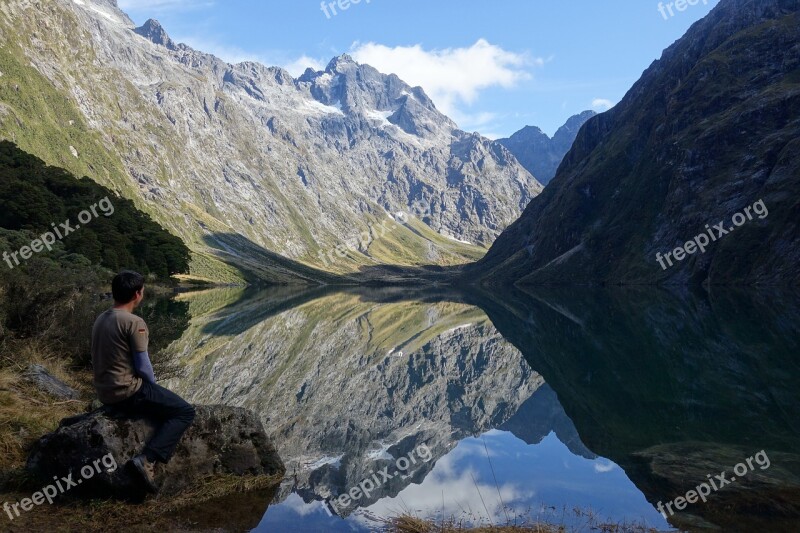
[3,0,543,279]
[507,125,548,142]
[134,19,177,50]
[325,53,356,73]
[298,54,455,137]
[498,111,596,185]
[67,0,135,26]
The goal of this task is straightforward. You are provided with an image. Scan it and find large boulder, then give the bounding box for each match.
[26,405,285,500]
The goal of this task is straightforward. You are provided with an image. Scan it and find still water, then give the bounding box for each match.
[161,286,800,532]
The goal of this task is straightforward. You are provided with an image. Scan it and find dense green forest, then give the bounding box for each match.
[0,141,189,278]
[0,144,192,483]
[0,140,190,368]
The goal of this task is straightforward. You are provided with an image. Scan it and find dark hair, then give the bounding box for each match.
[112,271,145,304]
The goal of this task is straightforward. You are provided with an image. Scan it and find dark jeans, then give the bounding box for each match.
[110,380,196,464]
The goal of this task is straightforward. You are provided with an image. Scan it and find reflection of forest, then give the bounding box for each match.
[472,287,800,532]
[164,286,800,530]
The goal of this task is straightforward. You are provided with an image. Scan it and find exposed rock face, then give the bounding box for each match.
[26,405,285,499]
[133,19,176,51]
[0,0,541,281]
[498,111,596,186]
[476,0,800,286]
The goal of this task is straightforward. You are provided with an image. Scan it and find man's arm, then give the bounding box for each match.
[131,318,155,383]
[133,351,156,384]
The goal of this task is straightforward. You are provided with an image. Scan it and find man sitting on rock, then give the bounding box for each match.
[91,270,195,493]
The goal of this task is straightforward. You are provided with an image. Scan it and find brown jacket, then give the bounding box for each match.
[91,308,148,404]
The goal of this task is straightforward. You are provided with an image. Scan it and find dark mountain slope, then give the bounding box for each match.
[473,0,800,286]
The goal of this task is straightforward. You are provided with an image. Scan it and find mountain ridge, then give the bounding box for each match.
[498,110,596,185]
[0,0,542,283]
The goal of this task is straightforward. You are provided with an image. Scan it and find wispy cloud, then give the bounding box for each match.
[118,0,214,14]
[591,98,615,111]
[283,55,325,77]
[593,460,617,473]
[350,39,538,129]
[175,35,265,64]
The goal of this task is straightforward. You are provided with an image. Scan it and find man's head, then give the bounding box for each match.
[112,271,145,307]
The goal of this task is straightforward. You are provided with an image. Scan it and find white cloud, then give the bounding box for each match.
[283,55,325,77]
[593,460,617,473]
[591,98,615,111]
[350,39,536,126]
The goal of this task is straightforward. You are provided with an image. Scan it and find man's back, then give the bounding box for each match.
[91,308,148,404]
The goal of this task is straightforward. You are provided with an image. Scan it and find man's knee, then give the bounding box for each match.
[180,403,196,424]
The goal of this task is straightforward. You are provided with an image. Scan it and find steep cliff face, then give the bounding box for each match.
[163,289,543,511]
[0,0,541,282]
[476,0,800,286]
[498,111,596,186]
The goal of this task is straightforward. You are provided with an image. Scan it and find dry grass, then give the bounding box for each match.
[0,344,283,530]
[0,326,284,532]
[0,338,92,478]
[388,515,564,532]
[385,512,663,533]
[0,473,283,532]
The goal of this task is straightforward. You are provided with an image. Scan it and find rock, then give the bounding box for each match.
[133,19,178,51]
[23,364,79,400]
[26,405,285,500]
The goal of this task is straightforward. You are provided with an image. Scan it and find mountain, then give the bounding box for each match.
[473,0,800,286]
[498,383,596,460]
[0,0,541,283]
[497,110,596,185]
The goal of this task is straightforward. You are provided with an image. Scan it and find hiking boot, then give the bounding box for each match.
[130,454,158,493]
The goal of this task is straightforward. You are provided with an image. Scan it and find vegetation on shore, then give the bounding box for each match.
[387,514,662,533]
[0,141,256,529]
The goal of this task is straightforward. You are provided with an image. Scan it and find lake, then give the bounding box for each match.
[160,286,800,532]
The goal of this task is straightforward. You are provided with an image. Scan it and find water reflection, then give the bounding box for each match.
[163,286,800,532]
[468,286,800,532]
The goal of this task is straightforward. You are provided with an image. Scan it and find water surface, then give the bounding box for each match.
[163,286,800,532]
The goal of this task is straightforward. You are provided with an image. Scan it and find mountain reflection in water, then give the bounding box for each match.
[163,286,800,532]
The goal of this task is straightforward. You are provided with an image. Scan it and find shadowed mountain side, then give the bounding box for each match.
[467,286,800,531]
[498,111,597,186]
[201,233,349,285]
[471,0,800,287]
[205,232,476,287]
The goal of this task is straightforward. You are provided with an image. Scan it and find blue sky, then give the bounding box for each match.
[118,0,720,138]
